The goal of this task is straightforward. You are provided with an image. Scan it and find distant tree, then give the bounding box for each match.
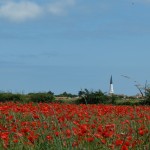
[29,92,55,103]
[57,92,77,98]
[78,90,86,97]
[47,91,54,95]
[77,89,109,104]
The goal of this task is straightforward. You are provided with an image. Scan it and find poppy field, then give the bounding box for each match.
[0,102,150,150]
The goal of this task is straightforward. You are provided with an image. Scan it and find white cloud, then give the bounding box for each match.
[47,0,75,15]
[0,1,43,22]
[0,0,76,22]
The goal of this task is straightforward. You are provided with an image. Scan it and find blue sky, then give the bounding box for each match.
[0,0,150,95]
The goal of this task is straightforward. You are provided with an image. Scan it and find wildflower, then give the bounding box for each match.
[86,137,94,142]
[46,135,53,141]
[72,141,78,147]
[121,145,128,150]
[13,139,18,143]
[138,130,144,136]
[97,125,103,132]
[115,139,123,146]
[55,132,60,137]
[65,129,71,138]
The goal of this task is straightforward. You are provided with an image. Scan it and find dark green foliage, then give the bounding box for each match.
[142,89,150,105]
[77,89,110,104]
[47,91,54,95]
[78,90,86,97]
[116,101,137,106]
[111,95,116,104]
[28,92,55,103]
[0,92,23,102]
[56,92,77,98]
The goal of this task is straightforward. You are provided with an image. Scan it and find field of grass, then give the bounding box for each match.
[0,102,150,149]
[55,96,145,106]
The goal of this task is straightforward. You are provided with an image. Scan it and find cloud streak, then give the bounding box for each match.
[0,1,42,22]
[1,0,149,23]
[48,0,75,15]
[0,0,76,22]
[48,0,75,16]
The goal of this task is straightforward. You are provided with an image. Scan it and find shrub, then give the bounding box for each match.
[142,88,150,105]
[0,92,23,102]
[28,92,55,103]
[111,94,117,104]
[56,92,77,98]
[77,89,109,104]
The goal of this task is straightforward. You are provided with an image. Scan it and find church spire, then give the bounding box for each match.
[110,75,113,84]
[109,75,114,95]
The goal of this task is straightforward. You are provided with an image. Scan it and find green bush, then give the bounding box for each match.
[111,95,117,104]
[56,92,77,98]
[28,92,55,103]
[142,89,150,105]
[0,92,23,102]
[116,101,136,106]
[77,89,110,104]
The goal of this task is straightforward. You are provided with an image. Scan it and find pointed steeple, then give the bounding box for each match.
[109,75,114,95]
[110,75,113,84]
